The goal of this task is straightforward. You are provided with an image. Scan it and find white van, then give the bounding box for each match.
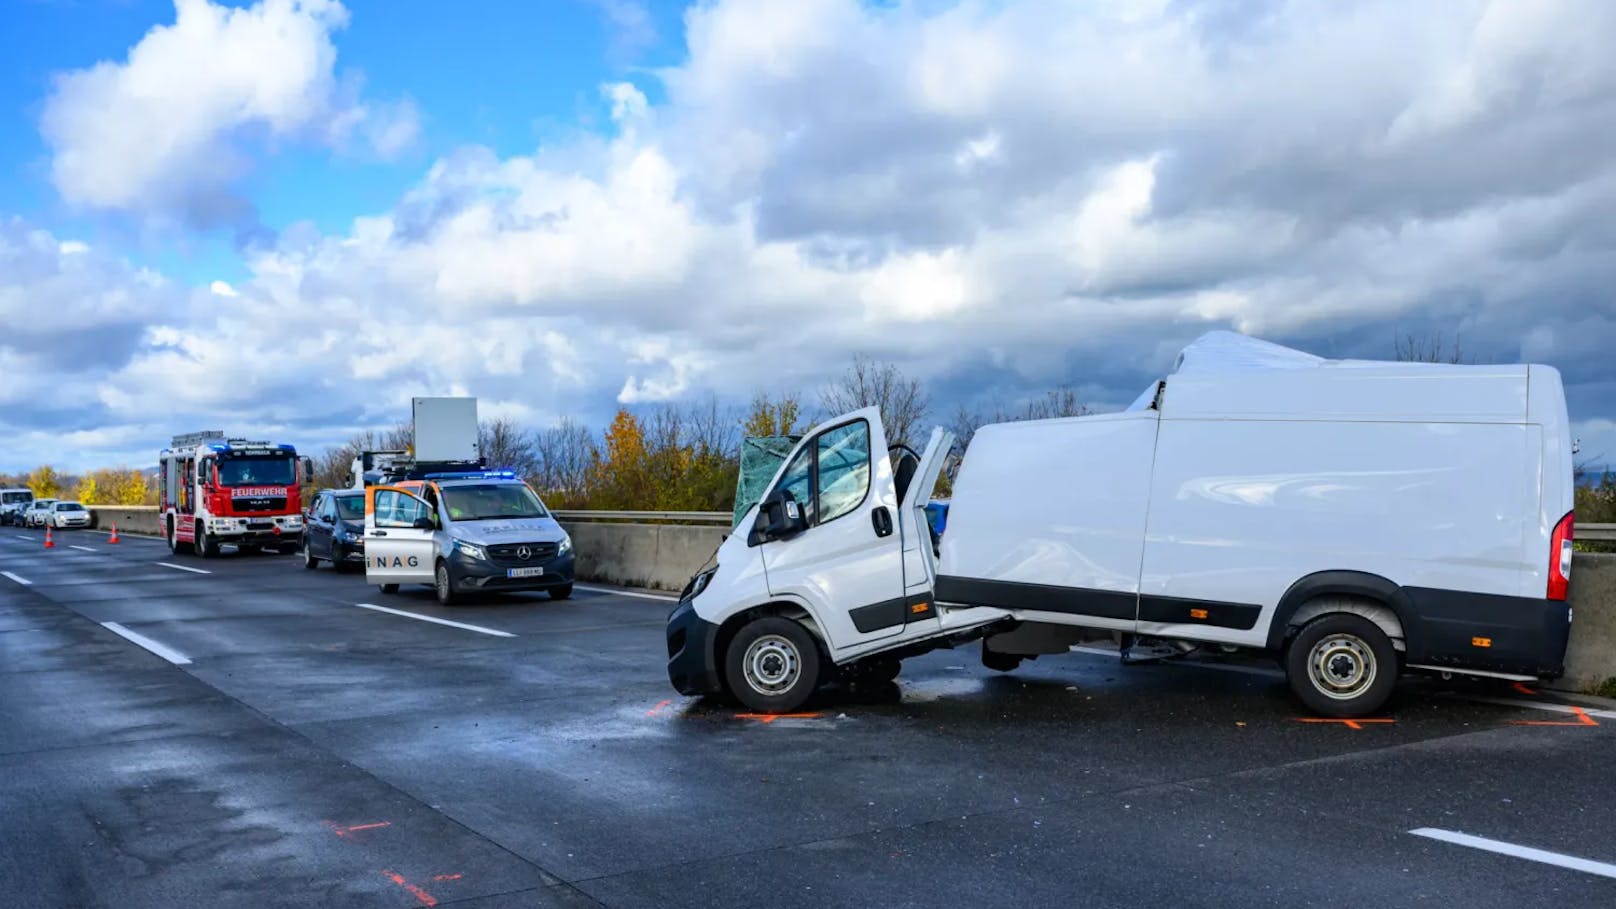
[666,332,1576,717]
[1,487,34,525]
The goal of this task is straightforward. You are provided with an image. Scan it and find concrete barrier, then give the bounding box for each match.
[85,505,164,536]
[559,521,727,593]
[1557,552,1616,694]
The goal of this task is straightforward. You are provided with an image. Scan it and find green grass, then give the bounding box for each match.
[1594,677,1616,700]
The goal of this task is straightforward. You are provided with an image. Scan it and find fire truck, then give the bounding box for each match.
[159,431,311,558]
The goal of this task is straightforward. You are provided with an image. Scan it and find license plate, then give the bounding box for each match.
[506,567,546,579]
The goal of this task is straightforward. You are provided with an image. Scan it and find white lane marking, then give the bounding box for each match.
[1068,645,1284,678]
[574,583,676,602]
[1459,695,1616,721]
[156,562,211,575]
[70,545,97,552]
[2,570,32,586]
[354,603,516,638]
[1410,828,1616,880]
[101,622,192,665]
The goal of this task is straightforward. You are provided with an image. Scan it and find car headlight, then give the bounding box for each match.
[558,534,572,555]
[455,540,487,560]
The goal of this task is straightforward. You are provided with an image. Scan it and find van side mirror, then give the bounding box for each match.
[412,517,435,531]
[749,489,808,545]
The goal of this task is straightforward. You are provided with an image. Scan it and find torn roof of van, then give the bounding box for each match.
[1123,330,1532,421]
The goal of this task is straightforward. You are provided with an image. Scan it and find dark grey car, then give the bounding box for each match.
[302,488,366,571]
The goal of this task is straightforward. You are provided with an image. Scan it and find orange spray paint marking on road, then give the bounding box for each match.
[324,820,392,837]
[646,699,673,717]
[381,870,438,907]
[1295,718,1396,731]
[432,874,463,882]
[734,712,823,724]
[1510,707,1598,727]
[1512,682,1538,696]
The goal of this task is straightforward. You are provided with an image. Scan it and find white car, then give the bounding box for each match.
[49,501,92,529]
[24,499,57,528]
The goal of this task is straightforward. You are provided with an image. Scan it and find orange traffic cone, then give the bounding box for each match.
[43,526,54,549]
[108,523,120,544]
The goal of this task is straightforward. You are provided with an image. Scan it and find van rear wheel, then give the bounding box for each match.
[725,617,821,713]
[1285,613,1397,717]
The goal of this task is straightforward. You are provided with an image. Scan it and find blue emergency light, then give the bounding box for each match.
[421,469,519,481]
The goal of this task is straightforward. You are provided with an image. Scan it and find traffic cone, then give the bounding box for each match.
[43,527,54,549]
[108,523,120,544]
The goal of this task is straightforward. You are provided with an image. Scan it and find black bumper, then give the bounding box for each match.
[450,550,575,591]
[666,599,723,696]
[1403,587,1571,678]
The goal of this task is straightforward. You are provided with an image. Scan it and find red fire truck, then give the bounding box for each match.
[159,431,311,558]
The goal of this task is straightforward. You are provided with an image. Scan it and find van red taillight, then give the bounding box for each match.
[1548,511,1574,601]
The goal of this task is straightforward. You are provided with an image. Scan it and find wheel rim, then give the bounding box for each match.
[1307,633,1377,700]
[437,566,449,599]
[741,634,801,696]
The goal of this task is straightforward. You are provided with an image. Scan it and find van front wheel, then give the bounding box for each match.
[725,617,821,714]
[1285,613,1397,718]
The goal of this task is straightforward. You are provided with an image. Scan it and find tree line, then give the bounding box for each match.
[6,357,1089,512]
[0,465,156,506]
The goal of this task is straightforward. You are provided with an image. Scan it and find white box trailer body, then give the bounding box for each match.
[411,397,480,464]
[666,332,1576,717]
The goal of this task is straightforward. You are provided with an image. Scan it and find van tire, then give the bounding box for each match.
[982,647,1024,672]
[548,584,573,600]
[380,584,399,595]
[725,617,821,713]
[1285,613,1397,718]
[434,560,458,606]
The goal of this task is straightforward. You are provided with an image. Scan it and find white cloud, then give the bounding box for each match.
[40,0,415,230]
[209,280,238,297]
[7,0,1616,472]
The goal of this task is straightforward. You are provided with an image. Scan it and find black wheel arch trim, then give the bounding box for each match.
[1266,570,1415,651]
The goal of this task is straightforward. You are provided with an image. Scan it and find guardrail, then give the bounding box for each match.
[551,510,731,526]
[1584,523,1616,542]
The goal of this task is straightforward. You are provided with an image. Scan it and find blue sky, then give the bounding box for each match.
[2,0,1615,474]
[0,0,687,284]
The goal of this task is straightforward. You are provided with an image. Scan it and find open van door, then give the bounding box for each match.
[897,427,954,617]
[754,407,915,650]
[364,486,437,590]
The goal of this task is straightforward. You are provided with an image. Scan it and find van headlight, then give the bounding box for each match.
[682,565,718,602]
[558,534,573,555]
[454,540,487,561]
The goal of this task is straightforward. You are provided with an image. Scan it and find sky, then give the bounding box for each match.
[1,0,1614,474]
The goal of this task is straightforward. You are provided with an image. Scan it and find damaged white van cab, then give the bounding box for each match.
[666,332,1576,717]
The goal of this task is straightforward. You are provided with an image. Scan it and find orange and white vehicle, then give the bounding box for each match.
[159,431,311,558]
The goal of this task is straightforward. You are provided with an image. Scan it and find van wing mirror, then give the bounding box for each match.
[412,516,436,531]
[749,489,808,545]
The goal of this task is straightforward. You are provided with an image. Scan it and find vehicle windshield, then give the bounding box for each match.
[216,456,295,486]
[440,483,549,521]
[334,495,365,520]
[56,503,85,511]
[2,491,31,504]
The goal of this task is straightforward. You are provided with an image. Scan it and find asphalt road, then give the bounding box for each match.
[2,525,1614,908]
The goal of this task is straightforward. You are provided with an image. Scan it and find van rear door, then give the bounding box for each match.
[757,407,912,650]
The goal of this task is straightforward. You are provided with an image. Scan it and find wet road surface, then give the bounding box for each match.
[2,525,1614,907]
